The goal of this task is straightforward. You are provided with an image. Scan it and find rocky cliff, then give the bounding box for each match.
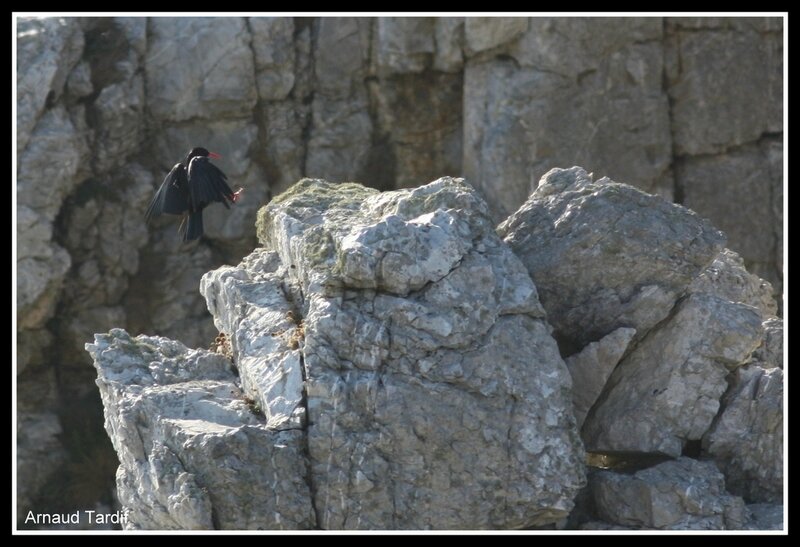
[17,16,783,526]
[87,170,782,530]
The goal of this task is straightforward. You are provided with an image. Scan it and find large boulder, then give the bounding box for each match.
[200,177,586,529]
[92,177,587,530]
[591,457,746,530]
[498,166,726,353]
[88,329,314,530]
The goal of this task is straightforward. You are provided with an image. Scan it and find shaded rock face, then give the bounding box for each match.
[499,168,781,529]
[703,364,783,503]
[498,166,727,354]
[582,292,763,457]
[88,170,783,530]
[591,458,746,530]
[18,15,782,524]
[93,178,586,530]
[565,327,635,428]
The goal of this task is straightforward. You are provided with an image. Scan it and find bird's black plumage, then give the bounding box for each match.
[145,147,239,242]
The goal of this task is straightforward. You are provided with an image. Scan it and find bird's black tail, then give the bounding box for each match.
[181,211,204,241]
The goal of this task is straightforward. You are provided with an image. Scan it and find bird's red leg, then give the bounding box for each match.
[231,187,244,203]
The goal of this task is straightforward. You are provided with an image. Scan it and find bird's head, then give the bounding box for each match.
[185,147,221,164]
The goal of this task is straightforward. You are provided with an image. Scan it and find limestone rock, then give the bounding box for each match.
[582,293,763,457]
[591,457,746,530]
[145,18,257,122]
[744,504,784,530]
[677,140,783,289]
[89,75,145,173]
[17,17,84,151]
[689,248,777,318]
[498,167,725,353]
[464,17,528,54]
[16,367,67,513]
[17,105,89,329]
[565,327,635,428]
[374,18,436,74]
[200,250,305,429]
[667,25,782,155]
[65,60,93,100]
[306,18,372,182]
[225,177,585,529]
[465,19,672,220]
[433,18,464,72]
[752,318,783,369]
[87,329,315,530]
[249,17,295,101]
[703,365,783,503]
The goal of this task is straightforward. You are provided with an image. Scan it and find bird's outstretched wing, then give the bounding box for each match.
[187,156,235,210]
[144,163,189,222]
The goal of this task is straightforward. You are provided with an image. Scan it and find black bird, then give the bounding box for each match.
[145,147,242,241]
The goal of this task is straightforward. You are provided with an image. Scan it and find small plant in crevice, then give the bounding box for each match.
[242,393,265,419]
[209,332,234,361]
[269,309,306,350]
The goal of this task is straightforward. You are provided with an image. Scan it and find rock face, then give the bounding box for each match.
[92,178,588,529]
[88,329,314,530]
[498,166,726,353]
[200,178,586,529]
[744,504,784,530]
[17,15,783,525]
[582,292,763,457]
[565,327,636,428]
[591,458,746,530]
[688,248,777,318]
[495,167,781,529]
[499,169,772,459]
[703,364,783,503]
[87,170,784,529]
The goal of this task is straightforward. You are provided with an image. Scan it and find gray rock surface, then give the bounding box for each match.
[464,17,528,54]
[17,367,67,512]
[744,504,784,530]
[465,19,672,220]
[666,23,782,155]
[16,15,783,526]
[206,177,585,529]
[145,18,257,122]
[689,248,777,318]
[200,250,305,429]
[565,327,636,428]
[249,17,295,101]
[369,71,463,190]
[305,18,373,183]
[433,18,464,72]
[582,293,763,457]
[89,75,145,173]
[87,329,315,530]
[703,365,783,503]
[17,17,84,151]
[591,457,746,530]
[374,18,436,74]
[17,105,90,330]
[498,167,726,352]
[677,139,783,290]
[752,318,783,369]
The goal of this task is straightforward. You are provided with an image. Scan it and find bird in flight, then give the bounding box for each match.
[144,147,243,241]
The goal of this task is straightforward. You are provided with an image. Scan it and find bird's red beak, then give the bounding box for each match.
[208,151,222,159]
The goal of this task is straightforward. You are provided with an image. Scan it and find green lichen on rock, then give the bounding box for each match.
[256,178,378,249]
